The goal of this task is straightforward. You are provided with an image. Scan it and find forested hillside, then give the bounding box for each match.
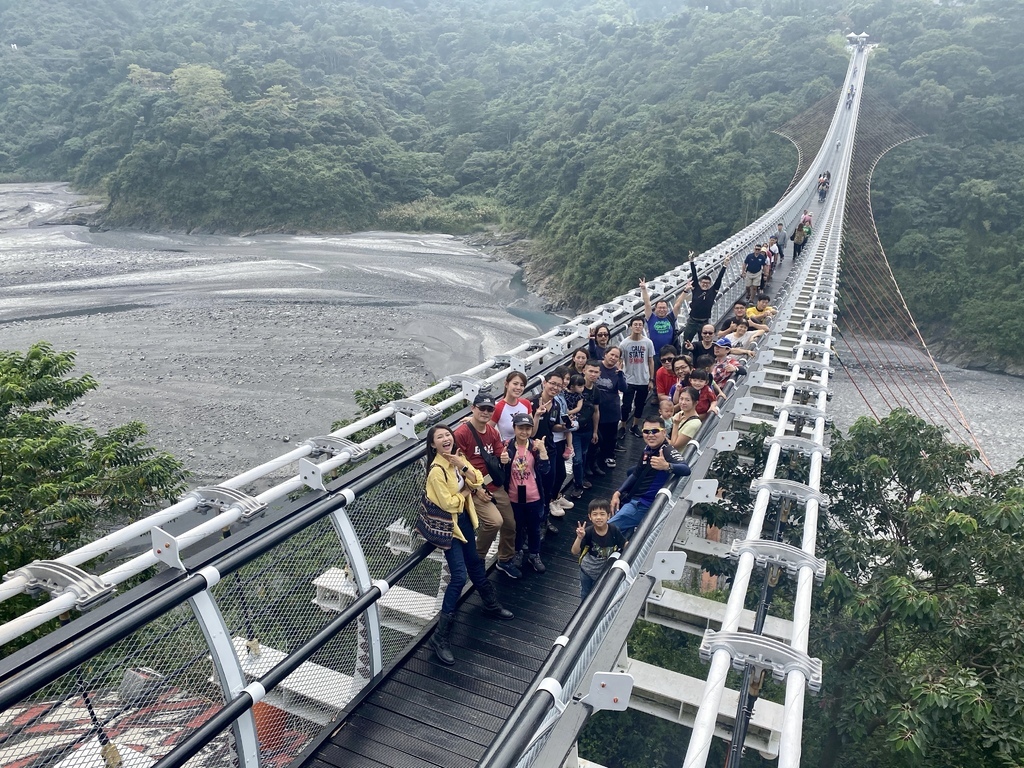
[2,0,1022,355]
[0,0,845,307]
[848,0,1024,366]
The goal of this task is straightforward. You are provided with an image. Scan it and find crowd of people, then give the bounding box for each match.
[422,228,792,664]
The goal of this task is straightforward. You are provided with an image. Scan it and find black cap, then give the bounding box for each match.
[473,393,496,408]
[512,413,534,427]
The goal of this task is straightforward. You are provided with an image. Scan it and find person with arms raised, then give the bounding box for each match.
[640,276,689,355]
[677,250,731,346]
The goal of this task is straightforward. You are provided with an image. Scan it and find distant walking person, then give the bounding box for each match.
[424,425,513,666]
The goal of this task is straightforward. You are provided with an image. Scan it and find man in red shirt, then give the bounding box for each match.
[654,345,679,402]
[454,394,521,579]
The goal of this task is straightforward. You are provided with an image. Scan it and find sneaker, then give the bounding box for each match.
[549,501,566,518]
[495,558,523,579]
[546,520,560,535]
[568,487,585,499]
[629,425,642,438]
[605,458,617,468]
[590,465,607,477]
[526,554,547,574]
[617,426,626,441]
[615,443,626,452]
[512,550,525,570]
[582,480,593,489]
[556,497,574,509]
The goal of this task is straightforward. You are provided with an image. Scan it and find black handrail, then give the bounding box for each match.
[153,541,433,768]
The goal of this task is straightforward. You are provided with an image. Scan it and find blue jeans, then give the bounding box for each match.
[512,499,545,555]
[608,499,651,540]
[441,513,489,615]
[571,432,591,490]
[580,570,596,600]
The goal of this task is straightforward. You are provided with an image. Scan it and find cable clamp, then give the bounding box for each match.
[610,558,635,585]
[536,677,567,713]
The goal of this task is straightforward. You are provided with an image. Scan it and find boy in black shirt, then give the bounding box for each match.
[572,499,628,600]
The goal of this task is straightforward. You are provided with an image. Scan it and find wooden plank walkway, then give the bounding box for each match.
[299,437,644,768]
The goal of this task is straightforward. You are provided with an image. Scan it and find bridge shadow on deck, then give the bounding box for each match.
[299,437,645,768]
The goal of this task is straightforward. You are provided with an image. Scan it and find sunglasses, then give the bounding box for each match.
[642,427,664,435]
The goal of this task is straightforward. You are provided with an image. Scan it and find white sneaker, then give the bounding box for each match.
[556,497,575,509]
[549,501,566,518]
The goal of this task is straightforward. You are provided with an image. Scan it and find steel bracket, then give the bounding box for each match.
[792,359,833,376]
[728,539,826,583]
[391,399,442,439]
[553,323,590,340]
[6,560,114,610]
[713,431,739,452]
[491,354,527,373]
[304,436,370,462]
[789,381,831,400]
[750,478,828,509]
[732,396,756,416]
[794,342,829,358]
[774,403,832,425]
[299,458,326,492]
[766,435,830,460]
[685,479,719,504]
[799,330,833,345]
[580,672,633,712]
[184,486,268,522]
[446,374,492,402]
[700,630,823,693]
[647,551,688,582]
[152,526,186,572]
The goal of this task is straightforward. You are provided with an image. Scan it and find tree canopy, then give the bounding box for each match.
[806,411,1024,768]
[0,0,847,306]
[0,343,188,651]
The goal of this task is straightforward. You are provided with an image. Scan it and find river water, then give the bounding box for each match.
[1,183,1021,480]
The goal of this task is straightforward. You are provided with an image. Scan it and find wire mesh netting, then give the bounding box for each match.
[0,602,223,768]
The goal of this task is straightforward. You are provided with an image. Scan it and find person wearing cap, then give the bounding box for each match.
[711,338,744,388]
[454,393,521,579]
[503,412,552,574]
[678,250,731,347]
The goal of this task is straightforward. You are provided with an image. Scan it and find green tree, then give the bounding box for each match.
[807,410,1024,768]
[0,343,188,648]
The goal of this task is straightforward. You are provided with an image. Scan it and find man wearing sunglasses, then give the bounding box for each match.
[607,417,690,539]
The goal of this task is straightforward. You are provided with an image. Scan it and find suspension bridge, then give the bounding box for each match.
[0,40,987,768]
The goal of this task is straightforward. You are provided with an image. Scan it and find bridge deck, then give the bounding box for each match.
[299,245,812,768]
[299,439,644,768]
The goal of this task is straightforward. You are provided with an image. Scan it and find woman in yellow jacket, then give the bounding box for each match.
[425,424,513,666]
